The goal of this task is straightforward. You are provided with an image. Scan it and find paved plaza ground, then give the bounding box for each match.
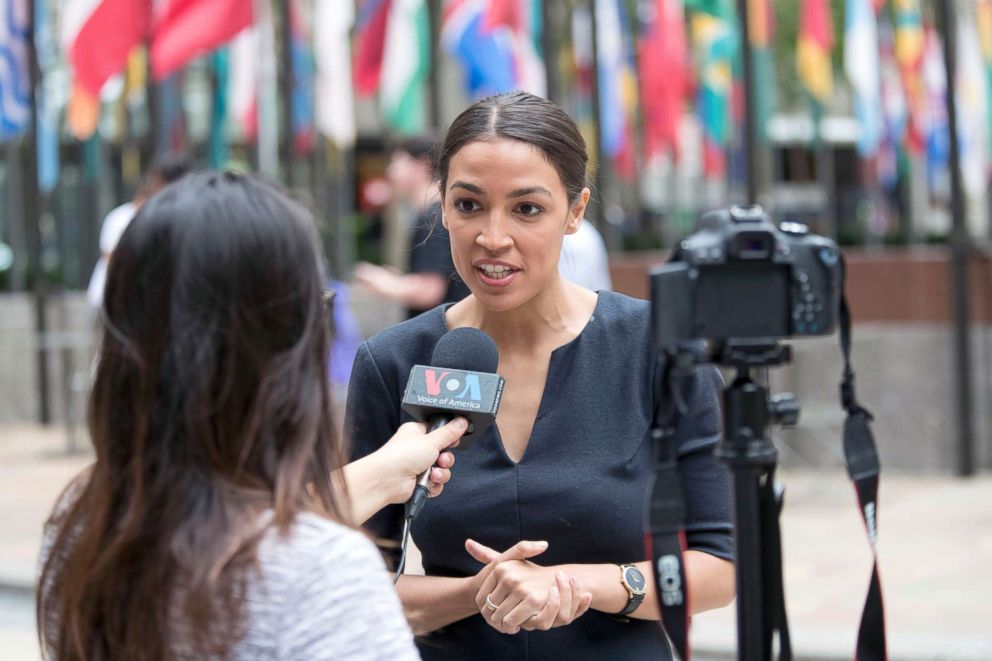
[1,424,990,660]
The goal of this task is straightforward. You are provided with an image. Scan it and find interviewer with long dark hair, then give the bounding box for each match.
[37,171,466,659]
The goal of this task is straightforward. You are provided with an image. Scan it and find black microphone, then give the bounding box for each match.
[400,328,504,520]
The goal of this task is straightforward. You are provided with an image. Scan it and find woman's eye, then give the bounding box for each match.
[454,199,480,213]
[516,203,543,217]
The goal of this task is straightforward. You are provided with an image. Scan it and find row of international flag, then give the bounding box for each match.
[0,0,990,192]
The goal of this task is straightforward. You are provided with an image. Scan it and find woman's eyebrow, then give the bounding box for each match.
[450,181,485,195]
[508,186,553,199]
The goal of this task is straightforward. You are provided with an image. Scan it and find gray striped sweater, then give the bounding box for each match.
[39,507,420,660]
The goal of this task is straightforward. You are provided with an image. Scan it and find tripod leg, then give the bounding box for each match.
[729,467,767,661]
[760,472,792,661]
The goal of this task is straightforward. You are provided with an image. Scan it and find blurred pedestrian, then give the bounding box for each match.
[559,218,612,292]
[354,136,469,318]
[85,155,191,309]
[38,172,469,659]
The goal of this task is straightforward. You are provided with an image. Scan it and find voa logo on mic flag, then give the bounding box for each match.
[424,370,482,402]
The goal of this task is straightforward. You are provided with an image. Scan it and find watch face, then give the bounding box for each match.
[623,566,647,594]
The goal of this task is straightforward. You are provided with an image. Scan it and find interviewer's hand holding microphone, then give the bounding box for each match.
[341,418,467,525]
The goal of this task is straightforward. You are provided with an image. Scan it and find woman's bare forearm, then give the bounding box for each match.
[558,551,734,621]
[338,455,396,525]
[396,575,479,635]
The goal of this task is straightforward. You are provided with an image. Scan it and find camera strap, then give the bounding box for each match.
[838,257,888,661]
[647,357,691,660]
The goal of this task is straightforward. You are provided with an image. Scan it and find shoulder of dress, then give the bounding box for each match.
[365,310,445,361]
[596,290,651,324]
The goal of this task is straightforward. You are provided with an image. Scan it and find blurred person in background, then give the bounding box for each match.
[85,155,191,309]
[38,172,469,659]
[559,218,612,292]
[354,136,470,319]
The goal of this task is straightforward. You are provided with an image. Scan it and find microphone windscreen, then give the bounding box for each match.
[430,328,499,373]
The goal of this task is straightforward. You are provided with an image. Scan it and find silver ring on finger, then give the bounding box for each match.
[484,594,499,611]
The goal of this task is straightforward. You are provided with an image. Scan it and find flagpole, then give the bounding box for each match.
[541,0,560,104]
[25,0,51,424]
[736,0,758,205]
[255,0,279,178]
[628,3,648,236]
[278,0,295,186]
[427,0,442,129]
[588,0,611,249]
[936,0,976,477]
[145,0,159,161]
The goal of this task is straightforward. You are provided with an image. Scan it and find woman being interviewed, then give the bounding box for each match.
[37,172,468,659]
[346,92,735,660]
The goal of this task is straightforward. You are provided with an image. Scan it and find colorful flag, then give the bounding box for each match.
[921,23,949,193]
[568,4,597,157]
[0,0,30,139]
[797,0,834,103]
[689,4,736,178]
[61,0,151,138]
[314,0,356,148]
[877,16,905,188]
[380,0,429,134]
[155,72,186,156]
[955,10,988,196]
[749,0,775,143]
[442,0,545,99]
[638,0,690,161]
[289,0,315,154]
[150,0,252,80]
[487,0,545,95]
[976,0,992,159]
[595,0,625,161]
[208,49,229,167]
[354,0,392,97]
[844,0,882,157]
[893,0,925,152]
[443,0,516,98]
[228,26,258,141]
[685,0,732,19]
[34,0,60,189]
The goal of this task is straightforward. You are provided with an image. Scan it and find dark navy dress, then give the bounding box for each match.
[345,291,733,661]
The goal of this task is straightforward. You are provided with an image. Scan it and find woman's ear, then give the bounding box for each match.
[565,188,591,235]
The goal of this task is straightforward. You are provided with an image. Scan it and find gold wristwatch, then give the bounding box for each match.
[615,564,647,618]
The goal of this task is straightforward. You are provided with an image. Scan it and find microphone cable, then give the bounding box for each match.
[393,516,412,584]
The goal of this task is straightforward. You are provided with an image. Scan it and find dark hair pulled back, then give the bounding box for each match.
[437,91,589,204]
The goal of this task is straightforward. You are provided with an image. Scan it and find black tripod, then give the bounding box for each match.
[712,342,799,661]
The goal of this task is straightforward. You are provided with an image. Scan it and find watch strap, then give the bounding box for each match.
[619,591,645,616]
[615,564,645,618]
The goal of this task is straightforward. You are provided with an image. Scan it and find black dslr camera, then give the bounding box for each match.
[645,207,883,661]
[650,205,842,351]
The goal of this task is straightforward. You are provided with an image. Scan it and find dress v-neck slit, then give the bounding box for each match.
[439,294,604,466]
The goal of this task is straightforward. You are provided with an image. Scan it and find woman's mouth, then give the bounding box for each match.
[475,263,520,287]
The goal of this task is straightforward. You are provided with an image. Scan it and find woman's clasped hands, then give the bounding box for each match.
[465,539,592,635]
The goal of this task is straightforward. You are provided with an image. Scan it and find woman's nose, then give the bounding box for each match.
[475,214,514,252]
